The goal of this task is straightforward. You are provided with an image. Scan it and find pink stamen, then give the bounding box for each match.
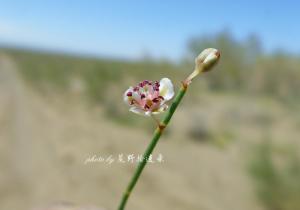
[142,80,149,86]
[126,79,168,113]
[152,98,159,103]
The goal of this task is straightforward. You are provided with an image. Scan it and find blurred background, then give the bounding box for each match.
[1,1,300,210]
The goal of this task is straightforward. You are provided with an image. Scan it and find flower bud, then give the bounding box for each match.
[195,48,220,72]
[184,48,220,85]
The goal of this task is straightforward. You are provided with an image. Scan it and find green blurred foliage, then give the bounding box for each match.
[5,49,184,102]
[2,30,300,128]
[249,140,300,210]
[187,30,300,103]
[4,30,300,105]
[3,48,185,127]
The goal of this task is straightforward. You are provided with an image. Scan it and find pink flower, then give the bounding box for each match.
[124,78,174,116]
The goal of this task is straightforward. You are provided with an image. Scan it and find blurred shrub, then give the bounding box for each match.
[5,49,183,102]
[187,30,300,103]
[4,48,188,129]
[188,113,212,142]
[5,29,300,105]
[188,122,212,142]
[254,54,300,103]
[187,113,235,148]
[249,140,300,210]
[2,29,300,129]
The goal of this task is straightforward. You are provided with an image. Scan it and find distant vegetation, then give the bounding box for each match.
[1,47,185,127]
[249,140,300,210]
[2,31,300,129]
[3,48,184,103]
[3,30,300,106]
[187,31,300,103]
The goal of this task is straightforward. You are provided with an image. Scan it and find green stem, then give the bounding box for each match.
[117,84,188,210]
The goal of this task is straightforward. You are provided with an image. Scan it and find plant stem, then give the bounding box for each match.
[117,84,188,210]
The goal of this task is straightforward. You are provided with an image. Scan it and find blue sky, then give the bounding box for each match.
[0,0,299,60]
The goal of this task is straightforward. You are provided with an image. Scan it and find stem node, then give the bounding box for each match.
[158,123,166,132]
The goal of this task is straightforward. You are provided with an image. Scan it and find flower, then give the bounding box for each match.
[124,78,174,116]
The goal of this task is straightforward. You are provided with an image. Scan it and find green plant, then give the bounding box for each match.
[249,140,300,210]
[118,48,220,210]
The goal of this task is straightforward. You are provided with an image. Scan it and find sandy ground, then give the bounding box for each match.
[0,53,280,210]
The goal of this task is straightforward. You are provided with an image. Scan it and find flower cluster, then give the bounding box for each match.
[124,78,174,116]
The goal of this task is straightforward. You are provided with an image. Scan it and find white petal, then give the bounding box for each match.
[129,107,148,116]
[196,48,212,63]
[203,51,218,64]
[132,91,140,101]
[152,104,168,114]
[159,78,174,101]
[123,87,133,105]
